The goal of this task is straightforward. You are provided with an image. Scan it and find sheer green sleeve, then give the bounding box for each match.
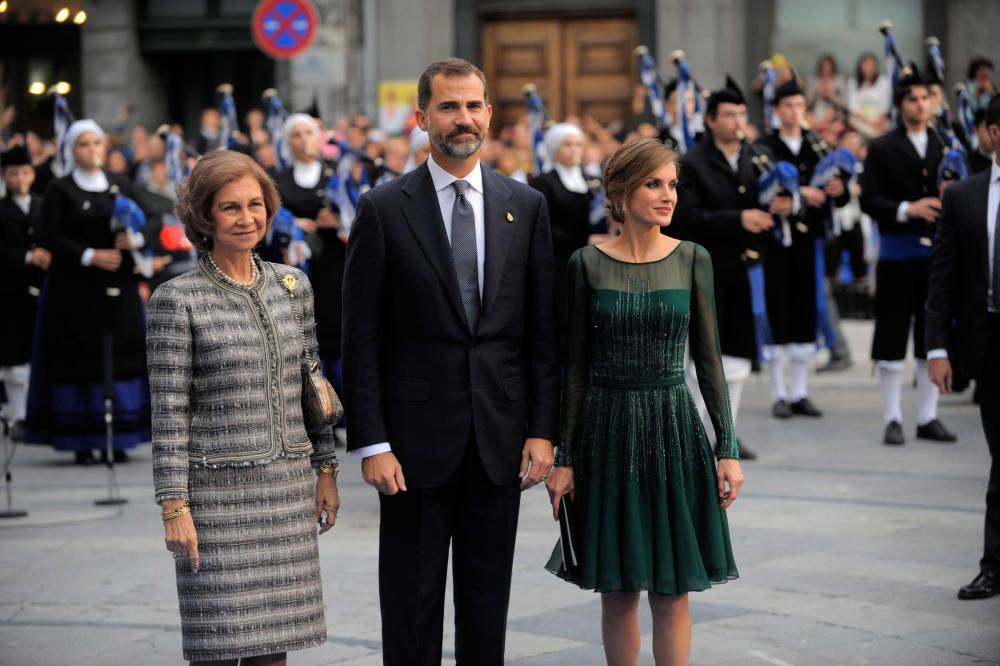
[689,244,739,459]
[555,248,591,466]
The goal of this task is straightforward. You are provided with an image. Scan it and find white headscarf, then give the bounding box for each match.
[404,128,430,173]
[280,113,321,166]
[544,123,584,171]
[64,119,107,173]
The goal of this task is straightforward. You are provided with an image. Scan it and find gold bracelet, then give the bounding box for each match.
[162,505,191,523]
[316,462,339,479]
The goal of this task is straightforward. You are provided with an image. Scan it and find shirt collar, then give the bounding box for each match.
[427,153,484,195]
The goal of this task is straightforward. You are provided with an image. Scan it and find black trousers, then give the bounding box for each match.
[378,437,521,666]
[872,258,929,360]
[978,314,1000,575]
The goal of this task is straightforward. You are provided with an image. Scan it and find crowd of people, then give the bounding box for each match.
[1,44,999,665]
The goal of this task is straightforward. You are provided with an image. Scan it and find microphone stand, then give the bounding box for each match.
[0,415,28,519]
[95,333,127,506]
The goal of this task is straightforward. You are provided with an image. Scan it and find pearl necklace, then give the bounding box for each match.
[206,252,259,289]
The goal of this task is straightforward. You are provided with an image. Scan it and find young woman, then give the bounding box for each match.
[546,138,743,665]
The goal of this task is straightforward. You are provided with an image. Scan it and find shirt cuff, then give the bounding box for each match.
[81,248,96,266]
[896,201,910,223]
[24,251,32,265]
[351,442,392,458]
[926,348,949,360]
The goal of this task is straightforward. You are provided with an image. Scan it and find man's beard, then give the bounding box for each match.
[430,124,484,159]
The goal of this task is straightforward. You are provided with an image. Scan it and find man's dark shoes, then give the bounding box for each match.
[883,420,905,445]
[957,571,999,600]
[916,419,957,443]
[790,397,823,417]
[772,400,792,419]
[74,451,96,465]
[817,354,852,373]
[736,438,757,460]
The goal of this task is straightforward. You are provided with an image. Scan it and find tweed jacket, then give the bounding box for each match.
[148,257,337,503]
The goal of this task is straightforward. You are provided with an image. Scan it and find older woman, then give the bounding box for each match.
[148,150,339,665]
[25,119,151,464]
[530,122,598,354]
[546,139,742,665]
[274,114,346,432]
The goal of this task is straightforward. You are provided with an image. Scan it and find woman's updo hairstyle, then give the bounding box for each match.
[602,138,679,225]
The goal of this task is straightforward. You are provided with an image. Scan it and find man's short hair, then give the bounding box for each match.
[417,58,489,111]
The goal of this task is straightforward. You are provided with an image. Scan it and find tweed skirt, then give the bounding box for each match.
[174,454,327,661]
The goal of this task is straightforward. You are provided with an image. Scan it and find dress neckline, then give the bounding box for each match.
[593,241,684,265]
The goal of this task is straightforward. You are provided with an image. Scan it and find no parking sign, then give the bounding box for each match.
[252,0,319,60]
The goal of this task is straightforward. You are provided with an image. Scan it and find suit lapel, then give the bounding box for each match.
[971,171,991,279]
[401,163,469,328]
[481,167,515,317]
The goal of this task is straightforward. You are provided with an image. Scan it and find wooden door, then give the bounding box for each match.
[481,16,637,133]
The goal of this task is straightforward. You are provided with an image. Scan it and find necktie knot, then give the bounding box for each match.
[452,180,470,197]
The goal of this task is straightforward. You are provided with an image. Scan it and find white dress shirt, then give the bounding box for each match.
[353,154,487,459]
[927,161,1000,360]
[896,130,930,222]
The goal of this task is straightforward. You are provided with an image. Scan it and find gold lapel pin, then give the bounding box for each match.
[282,274,300,291]
[506,211,514,223]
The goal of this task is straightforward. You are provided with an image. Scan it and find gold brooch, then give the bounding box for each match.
[506,211,514,223]
[282,274,299,290]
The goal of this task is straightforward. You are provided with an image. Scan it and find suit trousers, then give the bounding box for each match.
[378,436,521,665]
[978,313,1000,575]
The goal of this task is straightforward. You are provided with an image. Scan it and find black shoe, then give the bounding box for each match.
[772,400,793,419]
[916,419,958,443]
[98,449,130,464]
[790,397,823,417]
[74,451,96,465]
[9,420,25,442]
[736,438,757,460]
[883,421,905,445]
[817,355,852,373]
[957,571,999,600]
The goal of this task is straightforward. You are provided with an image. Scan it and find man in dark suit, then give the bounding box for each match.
[0,145,49,441]
[926,95,1000,600]
[672,76,774,460]
[342,58,559,665]
[860,68,957,446]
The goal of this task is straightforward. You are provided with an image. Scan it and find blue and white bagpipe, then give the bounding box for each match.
[324,142,373,241]
[635,46,670,131]
[217,83,241,150]
[263,88,289,169]
[522,83,551,176]
[265,207,310,271]
[744,142,801,360]
[923,37,970,186]
[109,192,154,278]
[670,50,702,154]
[52,93,75,178]
[808,142,857,351]
[587,176,608,232]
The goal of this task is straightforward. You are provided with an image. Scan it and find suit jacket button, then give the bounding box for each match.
[738,185,746,194]
[921,168,928,176]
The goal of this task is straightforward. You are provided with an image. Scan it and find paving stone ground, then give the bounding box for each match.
[1,321,997,665]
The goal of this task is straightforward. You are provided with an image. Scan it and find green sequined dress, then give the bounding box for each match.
[546,242,739,595]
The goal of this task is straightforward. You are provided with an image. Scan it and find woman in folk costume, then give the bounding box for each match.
[25,120,152,464]
[530,122,602,355]
[273,113,348,437]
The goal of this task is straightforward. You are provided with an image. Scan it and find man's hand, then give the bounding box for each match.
[928,358,953,395]
[908,197,942,223]
[519,437,554,491]
[800,185,827,208]
[29,247,51,270]
[825,178,845,199]
[90,249,123,272]
[316,208,340,229]
[361,451,407,495]
[741,209,775,233]
[769,195,794,218]
[295,217,319,234]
